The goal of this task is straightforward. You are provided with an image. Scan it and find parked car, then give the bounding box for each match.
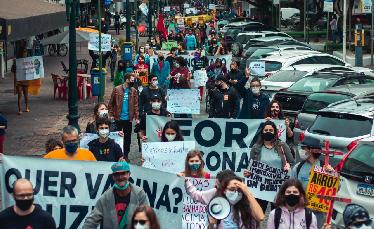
[300,96,374,166]
[235,31,292,48]
[273,72,374,117]
[332,137,374,228]
[294,84,374,145]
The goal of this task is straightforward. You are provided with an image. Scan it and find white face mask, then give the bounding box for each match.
[165,134,176,141]
[98,129,110,138]
[299,149,309,161]
[98,110,108,118]
[151,102,161,110]
[152,80,158,87]
[134,223,149,229]
[251,87,260,95]
[174,63,180,68]
[225,190,243,205]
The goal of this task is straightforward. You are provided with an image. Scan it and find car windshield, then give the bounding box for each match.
[244,47,263,57]
[226,28,241,36]
[265,61,282,72]
[266,70,307,82]
[342,143,374,177]
[302,93,352,113]
[288,77,336,92]
[309,113,372,138]
[237,35,261,44]
[249,48,277,59]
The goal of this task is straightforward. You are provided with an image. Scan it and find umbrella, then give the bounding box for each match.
[40,30,90,45]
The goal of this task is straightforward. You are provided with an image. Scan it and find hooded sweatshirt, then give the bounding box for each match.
[267,206,318,229]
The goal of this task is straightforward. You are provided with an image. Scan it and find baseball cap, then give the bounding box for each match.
[111,161,130,174]
[300,136,322,149]
[150,93,161,100]
[343,204,371,226]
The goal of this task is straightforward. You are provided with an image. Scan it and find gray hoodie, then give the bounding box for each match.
[83,183,150,229]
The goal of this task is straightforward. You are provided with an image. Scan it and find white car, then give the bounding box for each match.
[236,31,292,48]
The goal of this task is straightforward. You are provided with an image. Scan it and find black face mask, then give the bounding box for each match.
[312,153,322,159]
[15,198,34,211]
[158,57,164,62]
[262,132,275,141]
[285,194,300,207]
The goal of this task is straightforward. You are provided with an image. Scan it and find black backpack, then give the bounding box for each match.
[274,207,312,229]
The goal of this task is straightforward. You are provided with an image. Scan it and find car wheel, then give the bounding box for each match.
[231,42,242,57]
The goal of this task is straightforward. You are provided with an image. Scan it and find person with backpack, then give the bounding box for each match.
[290,136,335,229]
[267,178,318,229]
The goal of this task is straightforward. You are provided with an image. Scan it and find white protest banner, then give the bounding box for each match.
[245,160,290,202]
[167,89,200,114]
[1,155,184,229]
[146,116,287,176]
[193,70,208,87]
[183,178,216,229]
[88,33,112,52]
[180,54,232,72]
[16,56,44,81]
[249,61,265,77]
[80,132,124,151]
[142,141,196,173]
[324,0,334,12]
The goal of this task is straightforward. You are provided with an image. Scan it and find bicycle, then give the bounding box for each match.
[48,44,68,57]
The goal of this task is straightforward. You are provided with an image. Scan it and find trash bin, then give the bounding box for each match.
[91,68,107,96]
[122,42,133,62]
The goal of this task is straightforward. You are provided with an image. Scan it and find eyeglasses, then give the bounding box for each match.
[133,220,148,225]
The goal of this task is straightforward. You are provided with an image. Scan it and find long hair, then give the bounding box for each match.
[264,100,285,119]
[184,150,206,178]
[161,120,184,142]
[93,103,108,119]
[216,176,254,228]
[274,178,307,208]
[256,120,279,145]
[129,205,160,229]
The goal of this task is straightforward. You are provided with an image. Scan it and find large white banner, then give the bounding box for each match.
[142,141,196,173]
[0,156,184,229]
[80,132,124,151]
[88,33,112,52]
[16,56,44,81]
[167,89,200,114]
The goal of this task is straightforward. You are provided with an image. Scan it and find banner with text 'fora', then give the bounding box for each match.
[0,155,184,229]
[146,116,286,176]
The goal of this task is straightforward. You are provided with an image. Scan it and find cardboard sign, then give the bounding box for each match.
[249,61,265,77]
[167,89,200,114]
[16,56,44,81]
[193,70,208,87]
[88,33,112,52]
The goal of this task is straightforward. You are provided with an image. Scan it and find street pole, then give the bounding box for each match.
[126,0,131,41]
[97,0,104,103]
[67,0,80,131]
[148,0,153,41]
[343,0,347,61]
[304,0,306,41]
[371,0,373,65]
[279,1,281,31]
[327,12,329,42]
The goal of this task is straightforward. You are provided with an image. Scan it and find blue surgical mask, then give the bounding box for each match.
[113,181,129,191]
[65,142,79,154]
[189,163,201,171]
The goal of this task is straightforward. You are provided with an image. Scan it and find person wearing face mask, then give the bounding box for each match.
[83,162,150,229]
[139,75,166,115]
[207,59,228,80]
[193,48,209,99]
[227,61,245,91]
[161,120,184,142]
[291,136,334,228]
[323,204,372,229]
[245,120,294,213]
[184,29,197,50]
[114,60,126,87]
[134,46,150,66]
[130,205,160,229]
[178,150,211,178]
[138,94,170,142]
[88,118,124,162]
[177,42,188,55]
[0,179,56,228]
[267,179,318,229]
[185,174,265,228]
[44,125,96,161]
[208,75,239,118]
[151,53,171,92]
[134,55,149,73]
[169,57,191,89]
[165,47,178,71]
[86,103,119,134]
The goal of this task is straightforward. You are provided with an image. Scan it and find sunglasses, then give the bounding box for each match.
[351,219,372,228]
[133,220,148,225]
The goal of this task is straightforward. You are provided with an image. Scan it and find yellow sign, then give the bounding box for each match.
[306,165,340,213]
[354,31,365,46]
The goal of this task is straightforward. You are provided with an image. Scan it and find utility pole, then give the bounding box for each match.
[97,0,104,103]
[148,0,153,40]
[126,0,131,41]
[66,0,80,131]
[343,0,347,61]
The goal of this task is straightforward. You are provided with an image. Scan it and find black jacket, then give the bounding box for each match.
[88,138,123,162]
[209,87,239,118]
[139,87,166,115]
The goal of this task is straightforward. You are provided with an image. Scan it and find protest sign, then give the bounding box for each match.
[88,33,112,52]
[0,155,184,229]
[167,89,200,114]
[183,178,216,229]
[161,41,178,50]
[16,56,44,81]
[306,165,340,213]
[245,160,290,202]
[80,132,124,151]
[142,141,196,173]
[146,116,287,177]
[193,70,208,87]
[249,61,265,77]
[179,54,232,72]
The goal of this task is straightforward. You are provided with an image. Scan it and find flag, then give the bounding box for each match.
[156,13,168,39]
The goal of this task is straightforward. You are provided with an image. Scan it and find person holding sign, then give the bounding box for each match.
[11,60,30,115]
[323,204,372,229]
[161,120,184,142]
[134,46,150,66]
[139,75,166,115]
[150,53,171,92]
[130,205,161,229]
[83,161,150,229]
[178,150,211,178]
[267,179,318,229]
[246,120,294,212]
[193,48,209,99]
[169,57,191,89]
[291,136,335,228]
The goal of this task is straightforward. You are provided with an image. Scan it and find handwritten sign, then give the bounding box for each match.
[193,70,208,87]
[80,132,124,151]
[142,141,196,173]
[183,178,215,229]
[249,61,265,77]
[16,56,44,81]
[306,165,340,213]
[88,33,112,52]
[167,89,200,114]
[245,160,290,202]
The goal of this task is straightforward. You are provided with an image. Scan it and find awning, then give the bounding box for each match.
[0,0,68,41]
